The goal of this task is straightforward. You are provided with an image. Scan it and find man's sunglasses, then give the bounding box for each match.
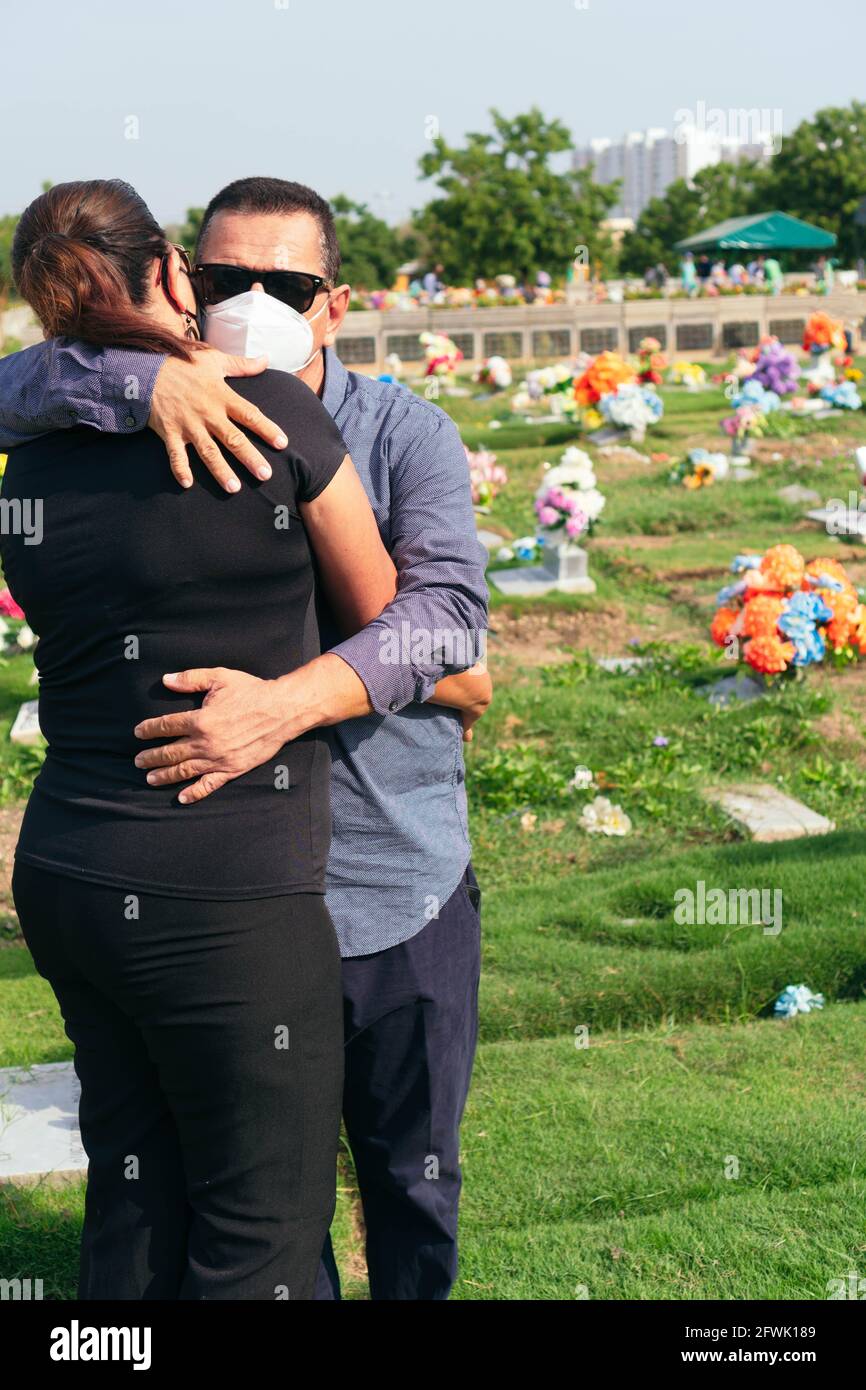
[190,264,332,315]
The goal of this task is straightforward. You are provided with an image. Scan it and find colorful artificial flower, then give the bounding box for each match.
[803,311,845,355]
[636,337,667,386]
[419,331,463,379]
[474,355,513,391]
[711,607,740,647]
[774,984,825,1017]
[712,545,862,675]
[721,403,767,443]
[599,382,664,437]
[670,448,729,489]
[668,361,706,390]
[573,351,636,405]
[744,633,796,674]
[533,448,605,543]
[464,446,508,508]
[0,588,25,620]
[579,795,632,836]
[727,377,781,413]
[819,380,862,410]
[747,338,799,397]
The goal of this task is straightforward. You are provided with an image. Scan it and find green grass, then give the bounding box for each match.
[0,364,864,1299]
[453,1004,866,1299]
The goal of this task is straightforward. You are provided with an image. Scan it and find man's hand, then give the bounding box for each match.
[133,656,373,804]
[148,350,289,493]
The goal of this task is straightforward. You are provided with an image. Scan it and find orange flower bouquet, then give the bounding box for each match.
[573,351,636,406]
[711,545,866,676]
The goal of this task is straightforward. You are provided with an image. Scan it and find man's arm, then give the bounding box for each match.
[0,339,159,446]
[0,340,290,489]
[327,406,489,714]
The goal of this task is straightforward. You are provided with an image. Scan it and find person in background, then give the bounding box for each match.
[422,263,445,300]
[655,262,669,294]
[680,251,697,296]
[696,253,712,286]
[0,176,490,1303]
[763,254,783,295]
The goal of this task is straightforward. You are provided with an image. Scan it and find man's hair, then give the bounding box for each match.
[196,177,341,283]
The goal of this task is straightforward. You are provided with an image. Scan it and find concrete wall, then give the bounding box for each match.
[336,291,865,371]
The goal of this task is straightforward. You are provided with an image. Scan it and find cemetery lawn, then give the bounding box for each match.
[1,366,865,1298]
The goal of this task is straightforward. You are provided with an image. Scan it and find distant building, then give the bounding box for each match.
[573,127,771,222]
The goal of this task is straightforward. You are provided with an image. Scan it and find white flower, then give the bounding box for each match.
[579,796,632,836]
[576,487,606,521]
[570,765,594,790]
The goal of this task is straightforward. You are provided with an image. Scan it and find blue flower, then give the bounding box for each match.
[731,554,762,573]
[774,984,825,1018]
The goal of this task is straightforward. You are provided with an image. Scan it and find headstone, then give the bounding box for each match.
[698,673,766,706]
[492,547,596,597]
[777,484,822,506]
[0,1061,85,1184]
[10,699,41,745]
[703,782,835,842]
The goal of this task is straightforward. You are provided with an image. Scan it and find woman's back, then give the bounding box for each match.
[1,371,346,899]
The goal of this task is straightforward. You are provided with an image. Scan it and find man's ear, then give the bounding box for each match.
[323,284,351,347]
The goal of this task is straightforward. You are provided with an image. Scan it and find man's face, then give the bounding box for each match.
[199,209,349,367]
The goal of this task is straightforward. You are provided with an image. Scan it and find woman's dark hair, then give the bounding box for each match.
[12,179,197,359]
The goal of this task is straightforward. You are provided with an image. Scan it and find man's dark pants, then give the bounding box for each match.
[314,865,481,1300]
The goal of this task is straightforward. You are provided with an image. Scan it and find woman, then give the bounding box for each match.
[1,179,400,1300]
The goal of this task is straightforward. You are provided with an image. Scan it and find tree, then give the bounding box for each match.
[413,107,620,282]
[764,102,866,264]
[0,214,21,351]
[330,195,407,289]
[618,160,771,274]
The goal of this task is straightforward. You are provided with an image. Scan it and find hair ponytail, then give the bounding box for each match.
[12,181,198,360]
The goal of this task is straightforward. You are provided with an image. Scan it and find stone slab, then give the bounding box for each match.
[778,484,822,506]
[477,528,507,551]
[10,699,41,745]
[491,565,596,597]
[0,1062,85,1184]
[698,673,767,706]
[596,656,652,674]
[703,782,836,842]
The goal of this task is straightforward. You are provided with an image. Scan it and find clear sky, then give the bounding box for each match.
[3,0,865,225]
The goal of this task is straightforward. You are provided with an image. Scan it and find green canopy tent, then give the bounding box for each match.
[675,212,837,253]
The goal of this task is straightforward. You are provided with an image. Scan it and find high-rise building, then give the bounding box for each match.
[573,126,772,223]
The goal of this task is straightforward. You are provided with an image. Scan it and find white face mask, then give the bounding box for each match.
[203,289,328,374]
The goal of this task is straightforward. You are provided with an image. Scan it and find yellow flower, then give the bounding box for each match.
[0,454,7,478]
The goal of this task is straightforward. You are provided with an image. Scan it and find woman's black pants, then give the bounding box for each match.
[12,862,344,1301]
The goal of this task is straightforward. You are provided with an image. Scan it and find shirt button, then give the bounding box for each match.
[388,701,399,712]
[124,413,136,428]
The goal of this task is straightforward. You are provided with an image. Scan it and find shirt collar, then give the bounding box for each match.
[321,345,351,418]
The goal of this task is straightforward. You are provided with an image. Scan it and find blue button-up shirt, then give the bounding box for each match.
[0,342,489,955]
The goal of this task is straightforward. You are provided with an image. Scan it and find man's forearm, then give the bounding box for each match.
[0,339,159,448]
[275,652,374,738]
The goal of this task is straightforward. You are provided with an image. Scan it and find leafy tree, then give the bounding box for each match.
[0,214,21,351]
[765,102,866,264]
[414,107,619,282]
[618,160,771,274]
[330,195,407,288]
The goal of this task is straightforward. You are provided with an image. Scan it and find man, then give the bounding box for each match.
[0,177,489,1301]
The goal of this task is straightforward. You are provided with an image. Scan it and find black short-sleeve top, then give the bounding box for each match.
[0,370,347,899]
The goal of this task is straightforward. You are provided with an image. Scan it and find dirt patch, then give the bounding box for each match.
[488,603,701,668]
[0,803,24,935]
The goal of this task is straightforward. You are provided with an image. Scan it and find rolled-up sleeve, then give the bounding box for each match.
[330,406,489,714]
[0,339,162,449]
